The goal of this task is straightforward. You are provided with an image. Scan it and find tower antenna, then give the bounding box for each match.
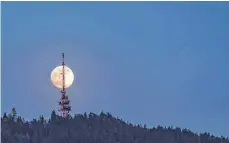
[58,53,71,117]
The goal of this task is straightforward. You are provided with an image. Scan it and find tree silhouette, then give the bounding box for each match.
[83,112,87,119]
[2,112,8,121]
[16,116,22,123]
[1,109,229,143]
[100,111,106,117]
[11,107,17,121]
[51,110,57,122]
[39,115,44,123]
[106,112,112,118]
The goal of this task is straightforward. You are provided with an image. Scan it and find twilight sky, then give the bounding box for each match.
[1,2,229,137]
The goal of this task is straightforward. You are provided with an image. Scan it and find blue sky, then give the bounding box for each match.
[1,2,229,137]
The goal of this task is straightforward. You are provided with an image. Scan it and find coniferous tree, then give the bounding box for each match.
[39,115,44,123]
[32,118,37,124]
[16,116,22,123]
[51,110,57,122]
[3,112,8,121]
[89,112,94,118]
[8,113,13,121]
[100,111,105,117]
[11,107,17,121]
[2,107,229,143]
[106,112,112,118]
[83,112,87,119]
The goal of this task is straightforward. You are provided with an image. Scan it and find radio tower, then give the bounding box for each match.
[58,53,71,117]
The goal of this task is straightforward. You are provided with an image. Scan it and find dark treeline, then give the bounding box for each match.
[1,107,229,143]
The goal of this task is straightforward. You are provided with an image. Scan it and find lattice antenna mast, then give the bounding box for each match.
[58,53,71,117]
[62,53,65,91]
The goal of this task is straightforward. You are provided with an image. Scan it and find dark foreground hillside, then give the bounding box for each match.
[1,109,229,143]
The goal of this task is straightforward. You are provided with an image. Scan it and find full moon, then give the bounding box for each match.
[51,66,74,89]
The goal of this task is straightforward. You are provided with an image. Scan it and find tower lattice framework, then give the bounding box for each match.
[58,53,71,117]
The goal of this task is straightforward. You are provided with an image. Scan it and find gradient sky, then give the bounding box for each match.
[1,2,229,137]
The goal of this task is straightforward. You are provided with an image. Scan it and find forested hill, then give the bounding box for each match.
[1,108,229,143]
